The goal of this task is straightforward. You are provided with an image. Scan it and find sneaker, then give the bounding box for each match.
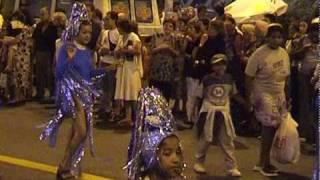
[254,164,279,173]
[259,167,279,177]
[227,168,242,177]
[193,163,206,173]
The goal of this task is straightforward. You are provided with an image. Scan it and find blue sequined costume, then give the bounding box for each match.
[125,88,186,179]
[39,43,105,169]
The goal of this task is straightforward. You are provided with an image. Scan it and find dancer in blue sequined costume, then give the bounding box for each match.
[125,87,186,180]
[39,3,105,179]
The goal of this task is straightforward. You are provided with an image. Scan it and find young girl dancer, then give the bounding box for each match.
[125,87,186,180]
[39,3,106,179]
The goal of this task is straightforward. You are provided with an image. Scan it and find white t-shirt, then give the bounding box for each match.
[245,44,290,94]
[100,28,119,64]
[101,28,119,45]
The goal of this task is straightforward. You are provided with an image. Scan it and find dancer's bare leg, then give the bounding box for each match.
[60,122,75,169]
[60,97,87,172]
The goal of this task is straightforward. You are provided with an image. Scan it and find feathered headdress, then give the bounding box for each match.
[124,87,185,179]
[61,2,89,42]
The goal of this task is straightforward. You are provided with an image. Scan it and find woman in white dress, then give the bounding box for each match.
[114,19,143,126]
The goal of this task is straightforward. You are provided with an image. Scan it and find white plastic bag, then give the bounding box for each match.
[271,113,300,164]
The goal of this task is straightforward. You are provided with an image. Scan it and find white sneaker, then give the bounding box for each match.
[254,164,279,173]
[259,168,278,177]
[193,163,206,173]
[227,168,242,177]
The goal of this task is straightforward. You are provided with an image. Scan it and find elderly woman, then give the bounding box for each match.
[149,19,179,100]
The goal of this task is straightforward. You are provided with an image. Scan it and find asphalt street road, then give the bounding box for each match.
[0,102,315,180]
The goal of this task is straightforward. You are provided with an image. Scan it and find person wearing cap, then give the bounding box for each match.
[245,23,290,177]
[193,54,250,177]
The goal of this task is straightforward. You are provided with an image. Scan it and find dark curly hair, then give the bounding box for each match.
[163,19,176,29]
[117,19,132,34]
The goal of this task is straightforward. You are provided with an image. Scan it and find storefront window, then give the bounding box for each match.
[135,0,153,23]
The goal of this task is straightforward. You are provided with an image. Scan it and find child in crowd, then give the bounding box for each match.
[125,88,185,180]
[193,54,251,177]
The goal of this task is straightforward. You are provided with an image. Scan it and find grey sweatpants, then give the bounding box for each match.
[195,113,238,170]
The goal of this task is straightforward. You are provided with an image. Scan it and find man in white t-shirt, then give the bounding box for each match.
[96,11,120,121]
[245,23,290,177]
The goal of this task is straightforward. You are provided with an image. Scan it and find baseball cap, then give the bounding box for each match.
[210,54,228,65]
[266,23,284,36]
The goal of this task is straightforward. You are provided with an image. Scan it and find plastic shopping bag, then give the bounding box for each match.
[271,113,300,164]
